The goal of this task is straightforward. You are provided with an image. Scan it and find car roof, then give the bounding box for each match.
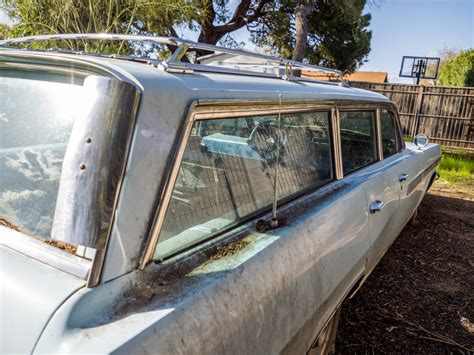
[97,54,392,104]
[0,48,391,104]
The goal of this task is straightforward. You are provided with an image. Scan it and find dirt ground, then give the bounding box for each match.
[335,180,474,354]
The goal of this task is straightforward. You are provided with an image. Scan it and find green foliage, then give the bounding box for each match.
[250,0,372,72]
[438,49,474,87]
[438,153,474,184]
[0,23,8,39]
[0,0,197,54]
[1,0,373,71]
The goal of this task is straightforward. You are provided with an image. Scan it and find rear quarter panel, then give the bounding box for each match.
[35,179,370,354]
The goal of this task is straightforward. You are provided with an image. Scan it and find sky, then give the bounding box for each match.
[1,0,472,83]
[361,0,473,83]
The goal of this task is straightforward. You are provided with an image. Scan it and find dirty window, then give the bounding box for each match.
[340,111,377,175]
[154,111,333,259]
[0,69,86,239]
[380,110,399,157]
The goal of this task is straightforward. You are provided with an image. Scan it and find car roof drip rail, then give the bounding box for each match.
[0,33,348,86]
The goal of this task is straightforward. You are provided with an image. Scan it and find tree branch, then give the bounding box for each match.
[213,0,272,38]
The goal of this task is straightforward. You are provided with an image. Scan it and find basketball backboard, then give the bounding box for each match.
[400,56,440,83]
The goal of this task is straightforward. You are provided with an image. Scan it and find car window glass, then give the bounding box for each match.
[154,111,333,259]
[0,70,86,239]
[380,110,398,157]
[339,111,377,175]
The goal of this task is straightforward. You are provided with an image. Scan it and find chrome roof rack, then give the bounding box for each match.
[0,33,346,85]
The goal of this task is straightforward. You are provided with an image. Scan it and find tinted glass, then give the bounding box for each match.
[380,110,398,157]
[154,112,333,259]
[340,111,377,175]
[0,70,85,238]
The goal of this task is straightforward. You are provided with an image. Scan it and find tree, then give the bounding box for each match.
[250,0,372,72]
[0,0,197,53]
[1,0,373,72]
[292,0,312,62]
[438,49,474,87]
[0,23,8,39]
[192,0,372,72]
[196,0,272,46]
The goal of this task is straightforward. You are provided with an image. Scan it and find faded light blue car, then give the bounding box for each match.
[0,34,441,354]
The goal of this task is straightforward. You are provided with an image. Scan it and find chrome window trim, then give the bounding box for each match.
[87,81,141,287]
[375,108,384,161]
[0,50,136,84]
[332,108,343,179]
[0,55,142,286]
[140,99,394,268]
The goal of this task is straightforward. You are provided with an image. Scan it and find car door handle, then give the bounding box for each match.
[399,173,409,182]
[369,200,385,214]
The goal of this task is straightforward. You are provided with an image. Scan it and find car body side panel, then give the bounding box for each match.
[0,242,85,354]
[363,153,403,271]
[35,179,370,354]
[397,142,441,231]
[96,60,391,283]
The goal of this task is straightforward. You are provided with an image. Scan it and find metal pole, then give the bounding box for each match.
[270,92,283,227]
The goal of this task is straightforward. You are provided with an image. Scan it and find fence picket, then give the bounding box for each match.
[350,82,474,150]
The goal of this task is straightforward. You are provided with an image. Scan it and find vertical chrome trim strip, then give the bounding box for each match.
[376,108,384,161]
[140,102,199,268]
[87,88,142,287]
[333,107,344,179]
[393,109,405,151]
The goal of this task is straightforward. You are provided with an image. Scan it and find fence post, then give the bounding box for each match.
[412,85,424,137]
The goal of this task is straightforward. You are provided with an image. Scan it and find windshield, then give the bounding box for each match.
[0,68,86,239]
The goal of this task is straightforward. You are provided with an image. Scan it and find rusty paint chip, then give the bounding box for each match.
[210,240,251,261]
[44,239,78,254]
[0,217,22,232]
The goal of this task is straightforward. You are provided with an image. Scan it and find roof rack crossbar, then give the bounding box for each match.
[0,33,343,80]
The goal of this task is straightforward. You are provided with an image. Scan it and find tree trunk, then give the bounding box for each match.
[292,0,312,63]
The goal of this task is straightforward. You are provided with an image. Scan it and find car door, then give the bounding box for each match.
[397,147,424,228]
[339,109,402,271]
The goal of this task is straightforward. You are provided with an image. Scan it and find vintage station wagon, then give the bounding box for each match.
[0,34,441,354]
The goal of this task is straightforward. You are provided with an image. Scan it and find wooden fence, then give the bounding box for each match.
[350,82,474,150]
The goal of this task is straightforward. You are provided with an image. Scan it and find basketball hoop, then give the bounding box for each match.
[399,56,440,84]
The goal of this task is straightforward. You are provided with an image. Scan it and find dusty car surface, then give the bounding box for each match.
[0,34,441,354]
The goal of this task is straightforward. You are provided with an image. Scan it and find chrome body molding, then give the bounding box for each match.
[406,155,441,196]
[52,76,140,250]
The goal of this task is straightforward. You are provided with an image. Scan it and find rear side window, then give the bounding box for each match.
[339,111,377,175]
[380,110,398,157]
[154,111,333,259]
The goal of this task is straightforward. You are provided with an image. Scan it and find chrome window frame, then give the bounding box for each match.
[140,99,396,268]
[0,52,142,286]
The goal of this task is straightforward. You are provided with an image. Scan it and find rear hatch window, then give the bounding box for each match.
[0,67,86,239]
